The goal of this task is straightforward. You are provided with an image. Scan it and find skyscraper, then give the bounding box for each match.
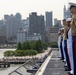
[45,11,53,28]
[38,15,45,35]
[28,12,38,35]
[54,18,62,27]
[54,18,58,26]
[38,15,45,41]
[4,13,22,42]
[4,15,10,21]
[22,17,29,34]
[4,14,14,40]
[15,13,22,21]
[63,5,71,19]
[28,12,45,41]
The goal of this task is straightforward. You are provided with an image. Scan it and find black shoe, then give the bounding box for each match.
[68,73,73,75]
[63,60,66,62]
[60,58,64,60]
[64,65,67,67]
[60,58,62,60]
[65,67,70,71]
[68,72,73,75]
[58,56,61,58]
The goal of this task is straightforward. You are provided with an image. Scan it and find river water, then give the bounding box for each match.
[0,49,31,75]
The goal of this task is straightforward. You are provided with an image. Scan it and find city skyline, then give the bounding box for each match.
[0,0,76,20]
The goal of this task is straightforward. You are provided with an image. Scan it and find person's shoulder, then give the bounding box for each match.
[72,15,76,20]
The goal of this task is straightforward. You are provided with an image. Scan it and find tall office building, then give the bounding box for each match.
[4,15,10,21]
[14,13,22,38]
[28,12,45,41]
[28,12,38,35]
[38,15,45,41]
[63,5,71,19]
[54,18,58,26]
[54,18,62,27]
[0,29,6,44]
[22,17,29,34]
[46,26,59,42]
[17,27,27,43]
[0,20,4,28]
[45,11,53,28]
[38,15,45,35]
[4,13,22,42]
[4,14,14,40]
[15,13,22,21]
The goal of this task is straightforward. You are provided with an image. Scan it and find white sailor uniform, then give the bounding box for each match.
[67,28,74,74]
[62,33,66,61]
[58,35,61,58]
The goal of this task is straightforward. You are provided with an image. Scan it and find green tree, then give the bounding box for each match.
[4,51,15,57]
[42,42,48,50]
[25,50,38,56]
[49,42,58,48]
[34,40,43,53]
[22,42,27,50]
[14,50,25,56]
[30,41,36,50]
[38,39,43,50]
[25,41,31,50]
[17,42,23,50]
[30,50,38,55]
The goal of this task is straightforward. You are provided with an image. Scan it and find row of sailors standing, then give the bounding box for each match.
[58,18,73,75]
[58,2,76,75]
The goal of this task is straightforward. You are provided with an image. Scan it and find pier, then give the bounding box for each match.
[0,61,10,68]
[35,48,68,75]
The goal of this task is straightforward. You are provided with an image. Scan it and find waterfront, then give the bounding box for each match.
[0,48,50,75]
[0,49,16,59]
[0,64,31,75]
[0,49,31,75]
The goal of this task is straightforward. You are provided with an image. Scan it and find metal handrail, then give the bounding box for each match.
[8,59,31,75]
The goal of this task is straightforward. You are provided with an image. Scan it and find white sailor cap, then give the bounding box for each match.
[58,31,60,33]
[60,28,64,30]
[69,2,76,9]
[66,18,72,22]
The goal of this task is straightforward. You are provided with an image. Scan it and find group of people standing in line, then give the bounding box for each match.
[58,3,76,75]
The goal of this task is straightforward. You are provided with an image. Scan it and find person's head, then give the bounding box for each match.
[59,29,61,33]
[60,28,64,34]
[62,19,66,26]
[58,31,61,36]
[69,3,76,15]
[66,18,71,27]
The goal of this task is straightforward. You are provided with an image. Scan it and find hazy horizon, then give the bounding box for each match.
[0,0,76,20]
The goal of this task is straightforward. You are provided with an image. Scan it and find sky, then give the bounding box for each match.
[0,0,76,20]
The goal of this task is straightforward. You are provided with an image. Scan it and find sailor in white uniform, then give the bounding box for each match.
[60,29,64,60]
[62,28,67,62]
[69,3,76,75]
[66,18,73,75]
[58,31,61,58]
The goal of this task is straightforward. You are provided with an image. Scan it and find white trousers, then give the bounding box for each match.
[67,43,73,73]
[58,46,61,57]
[62,41,66,61]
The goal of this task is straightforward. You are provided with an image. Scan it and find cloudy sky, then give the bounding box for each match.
[0,0,76,20]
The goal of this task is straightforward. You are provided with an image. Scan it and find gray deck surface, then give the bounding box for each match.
[43,50,68,75]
